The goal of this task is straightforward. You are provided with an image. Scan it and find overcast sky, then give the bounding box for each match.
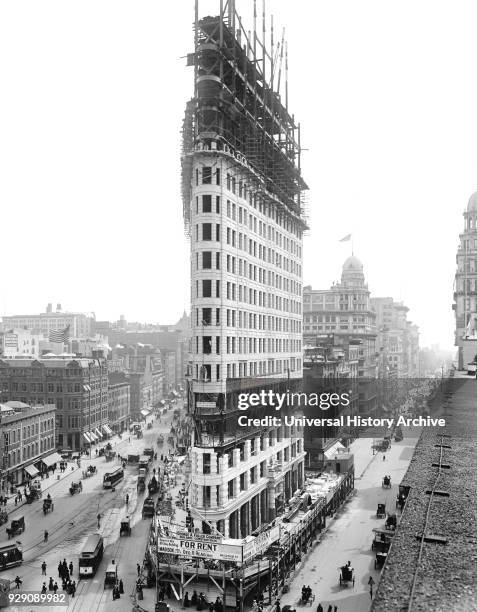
[1,0,475,350]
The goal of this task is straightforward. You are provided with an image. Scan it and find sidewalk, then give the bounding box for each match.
[349,436,379,479]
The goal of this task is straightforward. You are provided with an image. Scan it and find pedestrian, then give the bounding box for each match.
[69,562,73,576]
[14,497,17,507]
[53,582,58,594]
[97,513,101,528]
[48,577,54,591]
[41,561,47,576]
[184,592,190,607]
[41,583,47,594]
[119,579,124,594]
[44,530,48,543]
[334,607,338,612]
[71,581,76,597]
[383,454,386,461]
[316,604,323,612]
[14,576,22,589]
[275,600,281,612]
[368,576,375,598]
[137,563,141,576]
[326,606,332,612]
[58,562,62,578]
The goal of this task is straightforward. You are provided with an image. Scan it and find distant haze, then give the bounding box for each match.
[1,1,473,350]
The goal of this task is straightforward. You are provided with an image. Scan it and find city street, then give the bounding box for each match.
[1,404,184,612]
[279,429,421,612]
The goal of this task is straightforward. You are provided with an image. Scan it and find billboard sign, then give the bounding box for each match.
[242,526,280,562]
[157,535,242,563]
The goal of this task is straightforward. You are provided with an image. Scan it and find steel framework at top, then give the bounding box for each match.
[182,0,309,235]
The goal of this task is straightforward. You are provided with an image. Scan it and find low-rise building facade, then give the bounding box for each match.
[0,401,56,490]
[0,355,109,451]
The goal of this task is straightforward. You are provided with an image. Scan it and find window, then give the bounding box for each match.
[203,453,211,474]
[216,224,220,241]
[215,168,220,185]
[202,251,212,269]
[202,223,212,240]
[202,167,212,184]
[202,308,212,325]
[202,280,212,298]
[202,195,212,212]
[216,252,220,269]
[240,473,245,491]
[202,337,212,354]
[228,480,234,499]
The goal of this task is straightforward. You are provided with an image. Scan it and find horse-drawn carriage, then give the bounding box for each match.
[6,517,25,539]
[142,497,155,519]
[69,481,83,495]
[374,550,387,570]
[26,488,42,504]
[299,587,315,605]
[385,513,397,531]
[371,528,394,553]
[120,516,131,536]
[148,476,159,495]
[382,475,391,488]
[137,475,146,493]
[339,564,355,587]
[42,497,54,515]
[376,503,386,519]
[87,465,97,475]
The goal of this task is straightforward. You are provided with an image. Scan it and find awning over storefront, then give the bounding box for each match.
[140,409,150,417]
[324,441,346,460]
[24,464,39,478]
[104,424,114,435]
[83,432,92,443]
[89,432,98,442]
[41,452,62,468]
[94,428,103,439]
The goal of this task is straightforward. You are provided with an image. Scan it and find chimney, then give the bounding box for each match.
[46,303,52,314]
[56,303,62,312]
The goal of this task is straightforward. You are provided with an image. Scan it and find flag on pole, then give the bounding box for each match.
[49,325,70,343]
[339,234,352,242]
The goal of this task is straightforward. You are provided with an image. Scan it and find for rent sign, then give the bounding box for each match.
[157,535,242,563]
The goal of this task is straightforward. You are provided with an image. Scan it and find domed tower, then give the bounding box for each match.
[454,191,477,369]
[341,255,365,288]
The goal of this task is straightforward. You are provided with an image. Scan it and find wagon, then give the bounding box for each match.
[137,476,146,493]
[148,477,159,495]
[376,503,386,518]
[374,551,387,569]
[26,488,42,504]
[69,481,83,495]
[6,517,25,539]
[339,564,355,587]
[382,476,391,488]
[142,498,155,518]
[120,517,131,536]
[385,513,397,530]
[371,528,394,553]
[42,498,54,514]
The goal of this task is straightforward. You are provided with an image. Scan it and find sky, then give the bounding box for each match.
[1,0,476,350]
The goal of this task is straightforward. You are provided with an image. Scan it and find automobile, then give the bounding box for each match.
[376,503,386,519]
[374,551,387,569]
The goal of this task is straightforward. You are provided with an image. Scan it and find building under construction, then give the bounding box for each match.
[182,0,309,545]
